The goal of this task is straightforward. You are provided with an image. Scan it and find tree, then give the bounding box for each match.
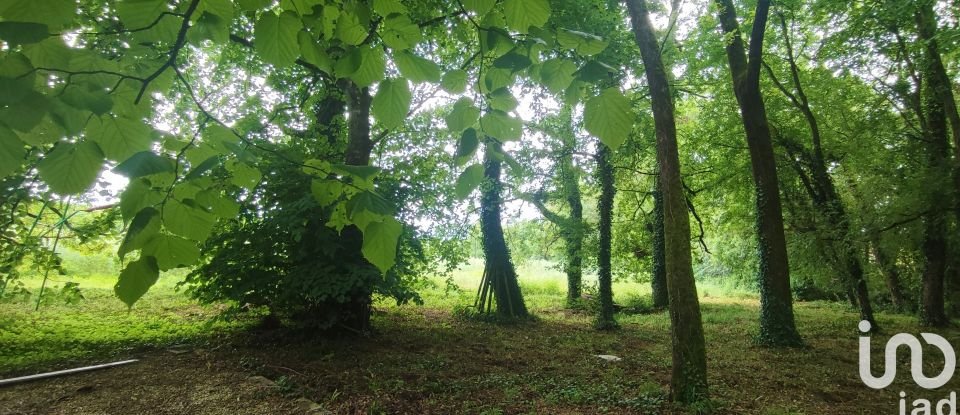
[475,140,529,319]
[626,0,708,402]
[714,0,803,346]
[523,109,587,307]
[595,143,618,329]
[763,11,876,328]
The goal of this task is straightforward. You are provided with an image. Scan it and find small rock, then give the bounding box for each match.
[294,397,326,413]
[594,354,622,362]
[245,375,276,388]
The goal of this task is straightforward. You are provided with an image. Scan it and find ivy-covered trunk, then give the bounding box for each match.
[595,144,617,330]
[561,152,585,306]
[340,80,376,332]
[627,0,708,402]
[870,238,908,312]
[651,172,668,309]
[916,0,960,320]
[917,80,951,327]
[478,142,528,319]
[715,0,802,347]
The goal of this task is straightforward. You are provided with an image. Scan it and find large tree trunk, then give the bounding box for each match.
[917,80,951,327]
[651,173,669,309]
[916,0,960,321]
[559,108,585,306]
[339,80,376,333]
[626,0,709,402]
[478,142,528,319]
[714,0,802,346]
[561,149,585,306]
[870,237,908,312]
[595,145,618,329]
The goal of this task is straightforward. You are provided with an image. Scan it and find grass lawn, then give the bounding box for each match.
[1,259,958,414]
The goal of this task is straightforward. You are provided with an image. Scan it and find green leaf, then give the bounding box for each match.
[539,58,577,94]
[480,110,522,141]
[237,0,270,10]
[120,178,163,223]
[163,198,216,241]
[584,88,635,150]
[311,179,343,207]
[445,98,480,132]
[227,160,261,189]
[381,14,421,50]
[184,156,220,180]
[336,8,368,45]
[482,68,514,93]
[372,78,411,130]
[493,52,532,72]
[394,51,441,83]
[0,125,26,178]
[60,84,113,115]
[455,163,485,199]
[113,151,175,178]
[503,0,550,34]
[0,0,75,29]
[334,46,363,77]
[141,234,201,271]
[488,88,518,112]
[22,37,72,68]
[576,60,617,83]
[255,11,302,67]
[114,256,160,308]
[350,45,386,87]
[461,0,495,15]
[117,0,167,28]
[118,207,161,259]
[0,91,48,132]
[556,29,608,56]
[0,22,48,45]
[298,31,332,73]
[204,124,239,152]
[361,217,403,274]
[195,189,240,218]
[190,11,229,44]
[479,27,513,58]
[348,190,394,216]
[86,115,153,160]
[373,0,406,16]
[36,141,104,195]
[455,128,480,165]
[440,69,468,94]
[347,190,394,230]
[331,164,380,181]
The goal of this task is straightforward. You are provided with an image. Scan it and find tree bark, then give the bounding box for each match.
[917,76,951,327]
[870,237,908,312]
[596,144,618,330]
[479,141,528,319]
[651,172,669,309]
[714,0,802,346]
[339,80,376,333]
[561,147,585,305]
[915,0,960,321]
[626,0,709,402]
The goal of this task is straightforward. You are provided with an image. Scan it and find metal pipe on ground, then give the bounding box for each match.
[0,359,139,387]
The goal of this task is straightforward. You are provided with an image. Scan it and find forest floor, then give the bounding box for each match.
[1,260,958,414]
